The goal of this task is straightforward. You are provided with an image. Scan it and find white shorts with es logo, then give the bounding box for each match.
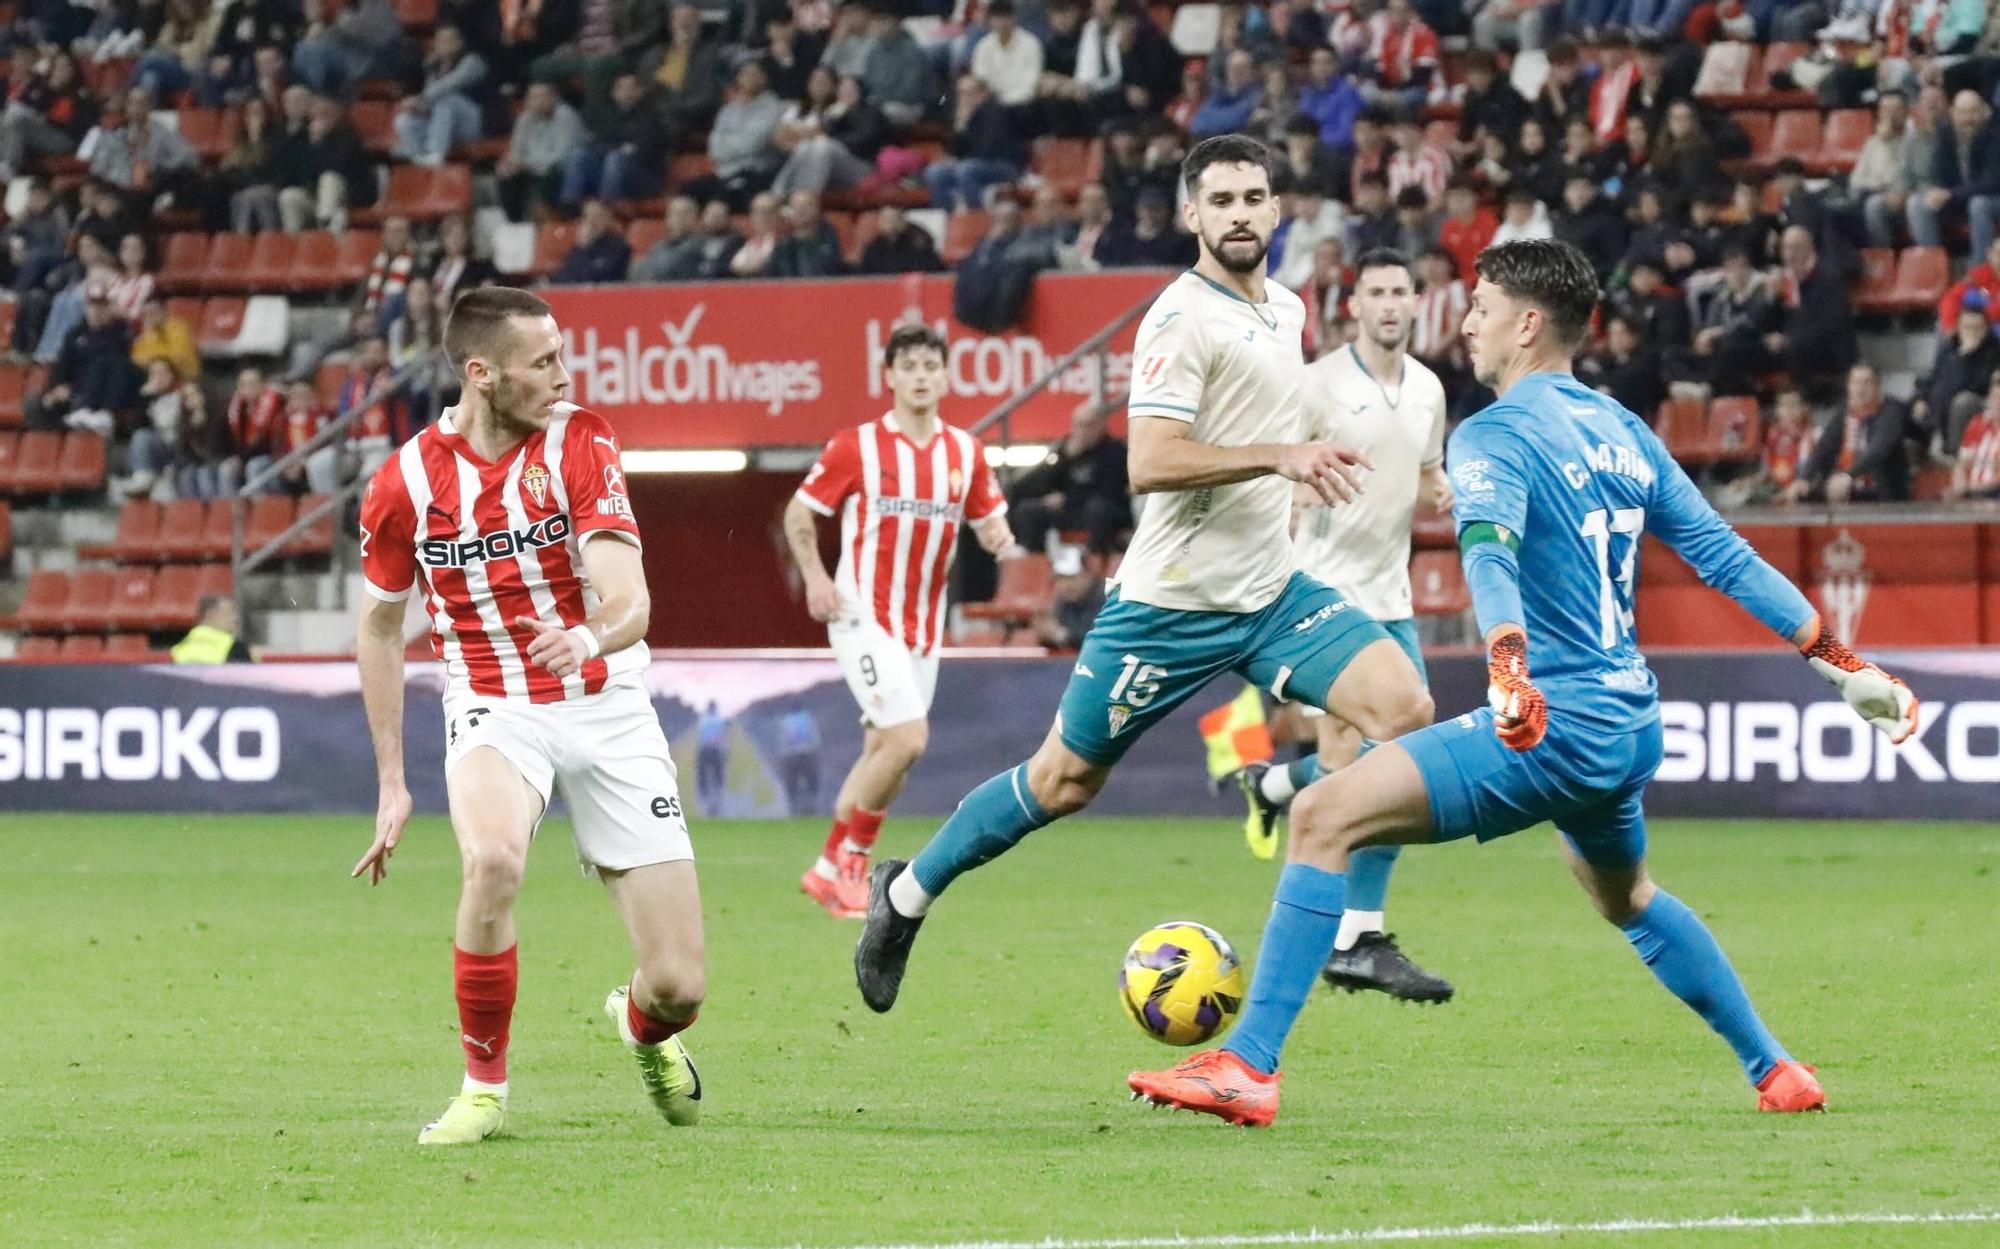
[443,674,693,873]
[828,615,939,729]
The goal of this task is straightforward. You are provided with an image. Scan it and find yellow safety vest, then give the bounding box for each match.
[171,624,237,665]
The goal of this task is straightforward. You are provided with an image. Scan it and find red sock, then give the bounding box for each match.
[819,815,850,864]
[627,988,695,1046]
[454,945,517,1084]
[846,806,886,852]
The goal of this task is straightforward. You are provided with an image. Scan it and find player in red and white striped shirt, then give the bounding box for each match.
[783,323,1014,917]
[352,287,706,1146]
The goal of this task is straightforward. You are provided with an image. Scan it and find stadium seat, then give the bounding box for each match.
[202,232,256,292]
[1855,247,1898,313]
[105,632,150,655]
[1411,511,1454,549]
[285,493,336,558]
[16,569,70,632]
[288,230,344,292]
[417,164,473,218]
[158,232,211,294]
[828,210,859,260]
[62,567,115,634]
[526,222,576,280]
[626,217,668,257]
[1694,41,1758,106]
[243,493,294,558]
[0,362,29,428]
[105,567,158,631]
[1031,137,1094,198]
[12,429,62,494]
[112,500,163,563]
[355,164,473,225]
[1752,42,1818,108]
[316,361,351,408]
[177,107,232,160]
[146,563,202,632]
[1653,396,1707,461]
[668,152,714,189]
[198,297,248,352]
[166,296,204,329]
[963,553,1053,627]
[58,633,106,658]
[194,563,234,607]
[0,429,19,492]
[1704,396,1762,464]
[1890,247,1949,312]
[0,302,16,354]
[58,431,105,491]
[197,498,242,562]
[1726,111,1773,171]
[943,210,989,265]
[396,0,438,27]
[1770,110,1823,164]
[0,499,10,570]
[1410,551,1470,616]
[352,100,396,154]
[242,233,299,292]
[156,498,209,562]
[1812,108,1872,175]
[334,229,383,286]
[16,635,58,659]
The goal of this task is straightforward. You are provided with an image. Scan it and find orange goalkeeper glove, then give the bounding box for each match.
[1801,624,1919,744]
[1486,627,1546,751]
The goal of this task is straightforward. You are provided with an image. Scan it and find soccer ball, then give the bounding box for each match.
[1119,921,1245,1046]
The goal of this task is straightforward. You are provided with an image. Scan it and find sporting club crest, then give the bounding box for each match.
[522,462,551,509]
[1816,529,1870,645]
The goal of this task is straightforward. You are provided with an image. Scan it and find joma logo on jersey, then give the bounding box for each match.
[419,515,573,567]
[871,497,966,520]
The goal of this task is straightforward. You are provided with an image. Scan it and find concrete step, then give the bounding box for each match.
[259,608,352,654]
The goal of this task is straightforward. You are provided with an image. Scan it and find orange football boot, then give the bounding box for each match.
[799,851,869,919]
[1756,1061,1826,1112]
[1127,1049,1280,1127]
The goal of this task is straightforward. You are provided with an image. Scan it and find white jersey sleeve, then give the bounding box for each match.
[1128,302,1207,424]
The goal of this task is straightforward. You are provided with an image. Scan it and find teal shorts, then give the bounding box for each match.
[1380,617,1426,684]
[1057,572,1391,766]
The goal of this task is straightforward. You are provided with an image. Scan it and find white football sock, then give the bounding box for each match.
[1334,909,1383,952]
[1259,764,1298,805]
[811,856,838,880]
[462,1076,508,1097]
[887,866,934,918]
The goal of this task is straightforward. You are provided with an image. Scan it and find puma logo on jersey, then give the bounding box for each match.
[420,514,573,568]
[462,1034,497,1055]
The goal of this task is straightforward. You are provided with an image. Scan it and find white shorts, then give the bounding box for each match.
[443,675,693,874]
[828,615,938,729]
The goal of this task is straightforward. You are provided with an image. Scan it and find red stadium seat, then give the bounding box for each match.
[15,569,70,633]
[334,229,383,286]
[1744,41,1815,108]
[1653,396,1707,461]
[1890,247,1949,312]
[0,303,15,358]
[111,500,162,563]
[177,107,232,160]
[166,296,204,329]
[12,429,62,494]
[0,499,10,570]
[850,209,884,263]
[244,493,295,557]
[58,634,105,658]
[626,217,668,257]
[1855,247,1898,313]
[1726,111,1773,171]
[158,232,212,294]
[147,563,202,632]
[106,566,158,631]
[197,498,241,562]
[105,632,150,655]
[289,230,345,291]
[242,233,299,291]
[352,100,395,154]
[828,210,859,260]
[1812,108,1872,175]
[962,553,1053,626]
[1411,511,1454,549]
[0,363,29,428]
[1770,110,1823,164]
[156,498,209,563]
[1031,137,1094,198]
[285,493,336,558]
[396,0,438,27]
[16,635,59,659]
[1704,396,1762,464]
[668,152,714,189]
[0,429,20,492]
[58,431,105,491]
[199,297,247,350]
[1410,551,1470,615]
[526,222,576,280]
[194,563,234,606]
[65,567,115,633]
[417,164,473,218]
[203,233,255,292]
[355,164,473,225]
[316,361,351,408]
[943,210,989,265]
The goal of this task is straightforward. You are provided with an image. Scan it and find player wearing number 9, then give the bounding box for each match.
[1129,238,1917,1126]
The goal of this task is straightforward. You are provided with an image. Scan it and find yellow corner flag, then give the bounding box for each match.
[1198,685,1274,783]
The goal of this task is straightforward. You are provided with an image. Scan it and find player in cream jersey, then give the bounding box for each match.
[1237,250,1457,1004]
[1116,269,1310,613]
[855,136,1437,1018]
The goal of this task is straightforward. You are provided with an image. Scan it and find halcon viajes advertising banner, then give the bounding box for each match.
[0,652,1994,820]
[539,271,1173,449]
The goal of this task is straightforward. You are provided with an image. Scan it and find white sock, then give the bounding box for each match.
[1334,909,1383,952]
[463,1076,508,1098]
[811,856,838,880]
[1259,764,1298,805]
[887,866,934,918]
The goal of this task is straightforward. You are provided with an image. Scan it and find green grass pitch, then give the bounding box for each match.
[2,813,1996,1248]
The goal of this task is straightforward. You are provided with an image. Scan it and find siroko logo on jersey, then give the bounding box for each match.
[420,514,573,568]
[871,496,966,521]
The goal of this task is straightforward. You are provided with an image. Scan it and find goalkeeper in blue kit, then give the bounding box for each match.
[1129,238,1921,1127]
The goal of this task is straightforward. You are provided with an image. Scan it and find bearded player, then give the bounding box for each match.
[1235,248,1455,1003]
[784,323,1016,918]
[1130,238,1919,1126]
[854,135,1435,1014]
[353,286,705,1145]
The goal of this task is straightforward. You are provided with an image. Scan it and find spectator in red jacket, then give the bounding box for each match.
[1936,235,2000,332]
[273,378,340,496]
[1950,373,2000,500]
[229,365,285,487]
[1437,181,1496,280]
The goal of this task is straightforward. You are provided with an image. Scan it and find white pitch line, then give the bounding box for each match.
[740,1209,2000,1249]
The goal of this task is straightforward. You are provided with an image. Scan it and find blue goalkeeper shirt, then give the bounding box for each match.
[1447,371,1816,727]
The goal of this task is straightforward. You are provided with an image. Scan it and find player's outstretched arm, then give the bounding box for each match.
[1646,437,1920,742]
[1460,521,1547,751]
[782,494,841,622]
[1127,416,1370,505]
[515,536,650,679]
[353,594,412,885]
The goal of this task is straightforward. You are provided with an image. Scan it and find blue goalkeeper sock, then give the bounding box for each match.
[1283,754,1323,792]
[1345,844,1401,911]
[908,763,1054,898]
[1621,889,1791,1085]
[1223,863,1346,1074]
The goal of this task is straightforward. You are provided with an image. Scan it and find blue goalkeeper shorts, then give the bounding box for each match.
[1056,572,1391,766]
[1401,705,1665,869]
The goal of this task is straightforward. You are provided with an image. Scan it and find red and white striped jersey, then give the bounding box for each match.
[359,402,645,703]
[796,413,1005,656]
[1412,279,1468,362]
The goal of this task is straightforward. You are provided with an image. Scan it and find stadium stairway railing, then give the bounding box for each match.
[966,290,1161,451]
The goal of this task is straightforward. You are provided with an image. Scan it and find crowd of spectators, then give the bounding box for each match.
[0,0,1995,513]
